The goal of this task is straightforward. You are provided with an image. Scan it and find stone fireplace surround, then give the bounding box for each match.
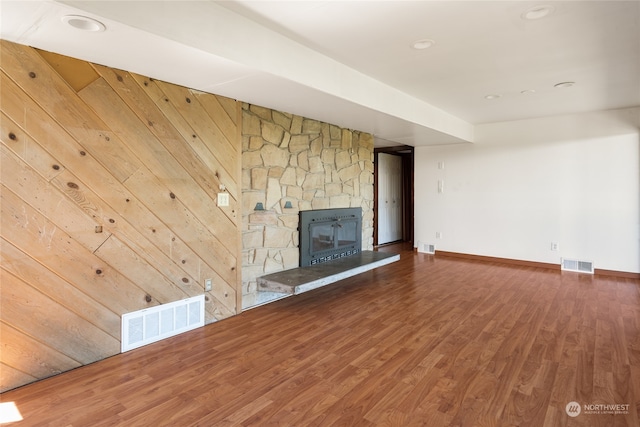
[241,104,374,309]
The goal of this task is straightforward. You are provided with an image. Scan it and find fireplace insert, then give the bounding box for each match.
[299,207,362,266]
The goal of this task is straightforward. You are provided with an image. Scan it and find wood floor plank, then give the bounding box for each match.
[2,245,639,426]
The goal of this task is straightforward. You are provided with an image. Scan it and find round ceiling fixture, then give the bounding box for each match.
[484,94,501,100]
[521,5,555,20]
[412,39,435,50]
[62,15,106,32]
[520,89,537,95]
[554,81,575,88]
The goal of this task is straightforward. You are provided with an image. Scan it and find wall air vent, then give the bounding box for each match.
[121,295,205,352]
[417,242,435,255]
[561,258,594,274]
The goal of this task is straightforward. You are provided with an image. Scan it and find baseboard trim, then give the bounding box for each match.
[434,251,640,279]
[435,251,559,270]
[593,268,640,279]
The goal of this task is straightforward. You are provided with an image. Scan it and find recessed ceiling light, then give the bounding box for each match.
[484,94,501,100]
[412,39,435,50]
[521,5,555,20]
[520,89,536,95]
[554,81,575,88]
[62,15,106,32]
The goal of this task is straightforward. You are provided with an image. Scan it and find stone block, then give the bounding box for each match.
[243,111,261,136]
[264,257,283,274]
[299,200,312,211]
[350,197,363,208]
[324,165,334,183]
[273,111,292,130]
[289,153,298,167]
[250,104,272,121]
[249,211,278,226]
[321,148,335,165]
[285,185,302,200]
[302,173,325,191]
[302,118,322,134]
[280,132,291,149]
[296,168,306,186]
[242,135,250,151]
[303,190,316,201]
[265,177,282,209]
[281,248,299,269]
[289,134,311,153]
[360,183,374,200]
[261,144,289,168]
[342,182,354,196]
[262,121,284,145]
[290,115,303,134]
[278,214,299,229]
[338,163,361,181]
[312,198,330,210]
[325,182,342,196]
[335,150,351,170]
[242,169,251,190]
[242,229,263,249]
[264,227,292,248]
[358,147,372,161]
[330,124,341,140]
[297,151,309,171]
[253,248,269,265]
[251,168,267,190]
[360,170,373,184]
[268,167,285,178]
[310,136,323,156]
[330,194,351,208]
[243,150,263,168]
[341,129,353,150]
[322,123,331,147]
[309,156,324,173]
[249,136,264,151]
[280,167,297,186]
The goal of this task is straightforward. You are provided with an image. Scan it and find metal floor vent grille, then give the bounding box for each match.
[418,242,436,255]
[121,295,205,352]
[561,258,594,274]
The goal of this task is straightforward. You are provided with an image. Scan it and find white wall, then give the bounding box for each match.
[414,107,640,273]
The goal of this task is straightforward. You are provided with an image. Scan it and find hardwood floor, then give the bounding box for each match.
[2,246,639,426]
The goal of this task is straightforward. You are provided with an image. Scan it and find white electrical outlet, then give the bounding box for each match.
[436,232,442,239]
[205,278,212,292]
[551,242,559,251]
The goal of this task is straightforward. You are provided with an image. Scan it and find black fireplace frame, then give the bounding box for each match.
[299,207,362,267]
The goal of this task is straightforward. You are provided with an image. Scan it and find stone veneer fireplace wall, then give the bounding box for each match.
[241,103,374,308]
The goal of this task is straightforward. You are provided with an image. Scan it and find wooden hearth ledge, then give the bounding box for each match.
[257,250,400,295]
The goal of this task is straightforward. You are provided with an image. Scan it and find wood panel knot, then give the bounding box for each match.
[52,165,60,170]
[28,71,36,78]
[181,278,189,283]
[145,294,152,303]
[108,218,115,223]
[8,132,17,140]
[169,192,176,199]
[95,269,102,275]
[186,97,191,104]
[79,150,86,156]
[67,182,79,189]
[116,75,123,82]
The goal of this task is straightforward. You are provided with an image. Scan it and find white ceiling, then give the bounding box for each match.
[1,1,639,147]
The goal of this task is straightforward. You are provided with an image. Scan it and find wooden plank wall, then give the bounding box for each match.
[0,41,242,392]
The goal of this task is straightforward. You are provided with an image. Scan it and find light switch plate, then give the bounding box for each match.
[217,192,230,207]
